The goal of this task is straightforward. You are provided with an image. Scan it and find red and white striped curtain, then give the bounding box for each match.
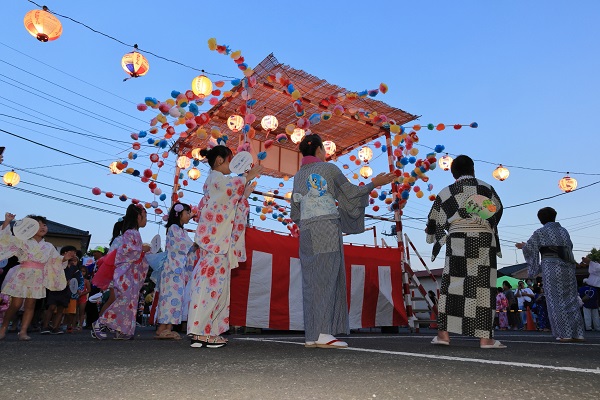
[230,228,407,330]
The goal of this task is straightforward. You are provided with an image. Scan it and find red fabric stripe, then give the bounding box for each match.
[229,233,253,327]
[269,248,291,329]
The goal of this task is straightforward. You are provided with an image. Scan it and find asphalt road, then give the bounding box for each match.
[1,328,599,400]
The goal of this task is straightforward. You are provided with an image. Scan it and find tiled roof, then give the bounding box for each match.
[1,219,89,236]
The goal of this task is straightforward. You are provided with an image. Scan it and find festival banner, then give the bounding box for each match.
[230,227,407,330]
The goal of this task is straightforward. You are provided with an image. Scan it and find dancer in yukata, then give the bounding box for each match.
[291,134,396,349]
[516,207,585,342]
[0,212,76,341]
[155,202,194,340]
[92,204,149,340]
[426,155,506,349]
[187,145,262,349]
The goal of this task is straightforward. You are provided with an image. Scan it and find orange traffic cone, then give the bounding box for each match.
[526,306,536,331]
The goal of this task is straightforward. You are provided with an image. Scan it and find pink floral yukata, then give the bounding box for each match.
[187,170,249,338]
[0,225,66,298]
[156,225,194,325]
[97,229,148,335]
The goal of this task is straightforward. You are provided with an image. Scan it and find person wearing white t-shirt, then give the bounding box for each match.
[515,281,534,328]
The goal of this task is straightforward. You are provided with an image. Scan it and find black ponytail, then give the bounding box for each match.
[299,134,324,157]
[121,204,145,233]
[201,145,233,169]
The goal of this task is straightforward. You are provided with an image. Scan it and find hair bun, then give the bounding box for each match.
[199,148,209,157]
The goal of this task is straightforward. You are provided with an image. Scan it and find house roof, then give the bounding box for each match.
[173,53,419,178]
[2,219,90,237]
[497,263,528,277]
[414,268,443,278]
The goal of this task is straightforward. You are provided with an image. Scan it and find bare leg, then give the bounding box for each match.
[436,329,450,342]
[42,304,56,329]
[0,297,24,338]
[19,298,37,336]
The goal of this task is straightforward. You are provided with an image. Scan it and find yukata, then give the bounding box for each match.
[0,225,66,298]
[291,156,374,342]
[533,293,550,330]
[187,170,249,338]
[522,222,584,339]
[495,292,509,329]
[97,229,149,336]
[426,176,503,339]
[156,225,194,325]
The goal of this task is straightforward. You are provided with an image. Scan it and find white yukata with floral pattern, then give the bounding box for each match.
[187,170,249,337]
[156,225,194,325]
[0,225,67,298]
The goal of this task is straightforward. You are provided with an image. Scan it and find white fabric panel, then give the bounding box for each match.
[349,265,365,329]
[375,266,393,327]
[288,257,304,330]
[245,250,272,328]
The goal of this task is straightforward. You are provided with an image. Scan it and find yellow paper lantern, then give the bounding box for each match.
[438,154,453,171]
[261,115,279,131]
[558,174,577,192]
[121,51,149,78]
[284,191,292,203]
[227,115,244,132]
[3,170,20,186]
[492,164,510,181]
[23,8,62,42]
[191,75,213,98]
[358,146,373,162]
[109,162,123,175]
[323,140,336,157]
[359,165,373,179]
[187,168,201,181]
[290,128,305,144]
[191,148,205,161]
[264,192,274,204]
[177,156,191,169]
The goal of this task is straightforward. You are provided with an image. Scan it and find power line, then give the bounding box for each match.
[26,0,237,80]
[0,61,149,124]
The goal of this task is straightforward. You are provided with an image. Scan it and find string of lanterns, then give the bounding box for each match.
[21,6,581,202]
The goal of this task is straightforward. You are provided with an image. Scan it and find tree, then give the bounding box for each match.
[586,248,600,263]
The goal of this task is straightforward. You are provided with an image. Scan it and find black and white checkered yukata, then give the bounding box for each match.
[291,156,374,342]
[426,176,503,339]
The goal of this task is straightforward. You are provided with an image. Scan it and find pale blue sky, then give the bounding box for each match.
[1,0,599,270]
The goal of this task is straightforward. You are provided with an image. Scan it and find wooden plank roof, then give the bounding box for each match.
[173,53,419,178]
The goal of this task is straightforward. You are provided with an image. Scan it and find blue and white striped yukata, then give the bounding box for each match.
[291,158,374,342]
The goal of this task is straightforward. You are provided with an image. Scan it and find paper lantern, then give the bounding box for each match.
[177,155,191,169]
[438,154,453,171]
[121,51,149,78]
[261,115,279,131]
[558,174,577,193]
[492,164,510,181]
[187,168,201,181]
[359,165,373,179]
[3,170,20,186]
[290,128,305,144]
[109,162,123,175]
[284,192,292,203]
[323,140,336,157]
[227,115,244,132]
[191,75,213,98]
[23,8,62,42]
[264,192,274,204]
[191,148,205,161]
[358,146,373,162]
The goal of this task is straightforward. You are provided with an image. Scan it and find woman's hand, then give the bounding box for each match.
[2,212,15,229]
[244,181,256,198]
[515,242,525,249]
[246,165,264,182]
[371,172,397,187]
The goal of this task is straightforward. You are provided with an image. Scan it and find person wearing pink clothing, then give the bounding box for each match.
[92,204,148,340]
[187,145,262,348]
[0,213,75,341]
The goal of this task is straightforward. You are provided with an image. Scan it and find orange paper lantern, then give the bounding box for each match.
[23,9,62,42]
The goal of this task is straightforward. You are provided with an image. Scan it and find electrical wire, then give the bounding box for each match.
[26,0,237,80]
